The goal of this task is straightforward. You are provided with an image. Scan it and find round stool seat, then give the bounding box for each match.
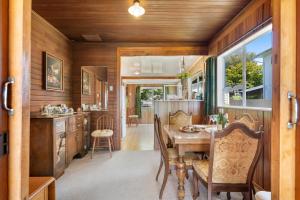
[91,129,113,138]
[128,115,139,118]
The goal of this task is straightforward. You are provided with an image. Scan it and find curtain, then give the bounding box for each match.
[135,86,142,118]
[204,57,217,116]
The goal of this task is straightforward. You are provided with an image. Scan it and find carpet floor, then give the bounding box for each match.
[57,150,243,200]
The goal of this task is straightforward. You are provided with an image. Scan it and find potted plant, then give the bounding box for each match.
[216,112,228,130]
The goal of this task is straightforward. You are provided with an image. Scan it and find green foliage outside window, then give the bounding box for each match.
[225,52,263,89]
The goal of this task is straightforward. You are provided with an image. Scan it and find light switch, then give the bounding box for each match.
[109,85,113,91]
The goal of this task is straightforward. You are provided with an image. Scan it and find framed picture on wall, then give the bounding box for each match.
[43,52,64,91]
[82,69,91,95]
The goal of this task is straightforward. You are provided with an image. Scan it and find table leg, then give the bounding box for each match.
[176,155,186,200]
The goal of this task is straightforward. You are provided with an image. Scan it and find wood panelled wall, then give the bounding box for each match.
[209,0,271,55]
[31,12,73,112]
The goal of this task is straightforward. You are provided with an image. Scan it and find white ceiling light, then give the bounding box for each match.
[128,0,145,17]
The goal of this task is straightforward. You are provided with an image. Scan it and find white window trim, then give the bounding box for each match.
[217,24,272,111]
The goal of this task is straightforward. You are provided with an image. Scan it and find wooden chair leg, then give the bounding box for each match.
[110,137,115,151]
[192,172,199,200]
[91,137,96,159]
[159,163,169,200]
[208,185,212,200]
[156,157,163,181]
[108,137,112,158]
[227,192,231,200]
[185,169,189,179]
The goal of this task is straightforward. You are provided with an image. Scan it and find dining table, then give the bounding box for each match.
[163,124,215,200]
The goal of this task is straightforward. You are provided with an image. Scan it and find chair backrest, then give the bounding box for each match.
[154,114,169,164]
[208,122,262,185]
[97,115,114,131]
[236,113,257,130]
[169,110,192,128]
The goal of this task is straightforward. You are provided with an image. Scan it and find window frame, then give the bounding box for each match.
[217,24,272,111]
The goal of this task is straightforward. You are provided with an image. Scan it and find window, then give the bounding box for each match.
[191,72,204,100]
[217,25,272,110]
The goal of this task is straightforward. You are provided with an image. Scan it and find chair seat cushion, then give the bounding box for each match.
[128,115,139,118]
[91,129,113,137]
[255,191,271,200]
[193,160,209,182]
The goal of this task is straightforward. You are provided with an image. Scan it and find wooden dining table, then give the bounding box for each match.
[163,124,214,200]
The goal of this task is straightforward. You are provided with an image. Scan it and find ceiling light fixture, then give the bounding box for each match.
[128,0,145,17]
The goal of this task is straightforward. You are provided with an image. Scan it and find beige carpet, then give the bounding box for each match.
[57,150,243,200]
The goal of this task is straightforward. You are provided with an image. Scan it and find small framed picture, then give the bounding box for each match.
[82,69,91,95]
[43,52,63,91]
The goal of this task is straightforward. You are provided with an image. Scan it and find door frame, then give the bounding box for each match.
[116,46,208,150]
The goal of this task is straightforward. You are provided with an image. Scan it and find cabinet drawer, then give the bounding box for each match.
[55,120,66,133]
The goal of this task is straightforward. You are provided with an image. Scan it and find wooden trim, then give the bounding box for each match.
[271,0,297,199]
[8,0,24,199]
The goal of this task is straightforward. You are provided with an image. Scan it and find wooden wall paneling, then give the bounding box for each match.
[31,12,73,113]
[209,0,272,55]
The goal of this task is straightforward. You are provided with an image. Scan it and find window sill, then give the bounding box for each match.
[218,105,272,112]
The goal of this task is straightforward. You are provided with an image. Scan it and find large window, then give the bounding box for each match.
[217,25,272,110]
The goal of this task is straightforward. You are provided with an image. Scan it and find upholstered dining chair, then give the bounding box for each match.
[167,110,193,148]
[192,122,263,200]
[154,114,198,200]
[91,115,114,159]
[169,110,192,128]
[236,113,258,131]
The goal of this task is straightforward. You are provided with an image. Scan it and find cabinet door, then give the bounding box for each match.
[76,130,83,153]
[66,132,77,164]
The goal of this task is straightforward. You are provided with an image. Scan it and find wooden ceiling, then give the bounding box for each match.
[32,0,251,43]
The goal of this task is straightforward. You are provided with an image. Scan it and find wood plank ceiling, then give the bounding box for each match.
[32,0,251,43]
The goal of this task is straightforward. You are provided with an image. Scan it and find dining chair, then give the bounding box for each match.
[154,114,198,200]
[167,110,192,148]
[127,107,139,127]
[90,115,114,159]
[169,110,192,128]
[192,122,263,200]
[236,113,257,130]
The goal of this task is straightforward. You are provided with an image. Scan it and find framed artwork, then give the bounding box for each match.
[43,52,64,91]
[82,69,91,95]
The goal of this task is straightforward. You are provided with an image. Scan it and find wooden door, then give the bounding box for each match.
[296,1,300,198]
[272,0,297,199]
[0,0,9,199]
